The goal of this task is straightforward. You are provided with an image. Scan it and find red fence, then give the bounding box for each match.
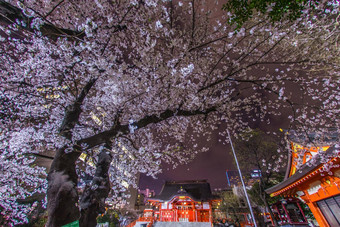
[125,217,155,227]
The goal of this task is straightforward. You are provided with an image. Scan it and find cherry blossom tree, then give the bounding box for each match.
[0,130,46,225]
[0,0,338,226]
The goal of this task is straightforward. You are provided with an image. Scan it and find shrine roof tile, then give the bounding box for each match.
[149,180,216,202]
[286,130,338,145]
[265,145,338,195]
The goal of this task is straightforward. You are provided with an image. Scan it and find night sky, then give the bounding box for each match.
[139,139,235,193]
[139,107,290,194]
[138,120,240,193]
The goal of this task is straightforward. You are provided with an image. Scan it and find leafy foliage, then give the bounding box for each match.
[234,129,287,225]
[247,179,282,207]
[234,129,286,177]
[96,209,120,226]
[219,191,243,226]
[223,0,320,28]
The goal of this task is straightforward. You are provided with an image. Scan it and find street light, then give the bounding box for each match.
[227,130,257,227]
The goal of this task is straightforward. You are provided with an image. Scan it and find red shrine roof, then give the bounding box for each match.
[286,130,338,145]
[266,145,338,195]
[149,180,216,202]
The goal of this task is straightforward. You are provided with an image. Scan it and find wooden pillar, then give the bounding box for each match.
[160,210,162,222]
[282,203,292,224]
[296,201,308,222]
[195,209,197,222]
[306,201,329,227]
[274,205,283,223]
[175,209,177,222]
[302,192,329,227]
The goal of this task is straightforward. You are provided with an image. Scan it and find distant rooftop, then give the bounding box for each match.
[149,180,216,202]
[285,129,338,145]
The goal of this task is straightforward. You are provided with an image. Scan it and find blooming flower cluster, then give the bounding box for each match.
[0,0,338,224]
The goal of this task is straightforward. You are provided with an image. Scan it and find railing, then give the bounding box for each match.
[125,216,155,227]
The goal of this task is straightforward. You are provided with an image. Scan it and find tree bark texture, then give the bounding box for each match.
[46,147,81,227]
[79,150,113,227]
[46,78,97,226]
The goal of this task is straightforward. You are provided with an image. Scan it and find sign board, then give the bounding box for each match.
[62,220,79,227]
[203,202,210,209]
[307,181,321,195]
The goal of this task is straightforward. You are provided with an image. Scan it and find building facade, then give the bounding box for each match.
[147,180,220,223]
[226,170,259,188]
[266,131,339,227]
[127,180,222,226]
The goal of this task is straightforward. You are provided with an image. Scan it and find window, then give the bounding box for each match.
[285,203,305,223]
[317,195,340,226]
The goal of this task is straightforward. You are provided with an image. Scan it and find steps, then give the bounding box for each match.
[153,222,211,227]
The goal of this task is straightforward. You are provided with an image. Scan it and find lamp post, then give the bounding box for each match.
[227,130,257,227]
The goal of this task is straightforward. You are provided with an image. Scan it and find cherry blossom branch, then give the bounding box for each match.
[198,57,311,93]
[43,0,65,20]
[0,0,84,40]
[79,106,217,149]
[188,20,267,53]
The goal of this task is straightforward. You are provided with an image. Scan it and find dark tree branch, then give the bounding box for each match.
[26,153,54,160]
[0,0,85,40]
[79,106,217,149]
[188,34,229,52]
[197,57,310,93]
[191,0,195,41]
[59,78,97,139]
[43,0,65,19]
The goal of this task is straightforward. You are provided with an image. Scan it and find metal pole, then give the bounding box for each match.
[227,130,257,227]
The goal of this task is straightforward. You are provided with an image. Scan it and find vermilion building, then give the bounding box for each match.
[146,180,220,223]
[128,180,258,227]
[266,132,339,226]
[127,180,222,227]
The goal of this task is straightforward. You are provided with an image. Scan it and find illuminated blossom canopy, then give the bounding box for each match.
[0,0,338,225]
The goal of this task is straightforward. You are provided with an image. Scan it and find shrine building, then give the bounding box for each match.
[147,180,221,223]
[128,180,222,227]
[266,131,339,227]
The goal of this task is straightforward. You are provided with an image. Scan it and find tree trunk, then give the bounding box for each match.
[263,197,278,227]
[46,78,97,226]
[79,149,113,227]
[259,181,278,227]
[46,147,81,227]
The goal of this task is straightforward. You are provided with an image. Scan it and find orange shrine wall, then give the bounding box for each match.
[275,155,340,227]
[146,196,220,223]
